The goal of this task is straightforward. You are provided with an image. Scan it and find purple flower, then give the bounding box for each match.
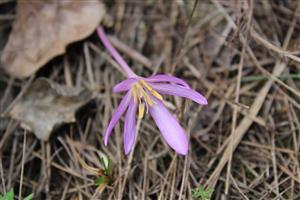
[97,27,208,155]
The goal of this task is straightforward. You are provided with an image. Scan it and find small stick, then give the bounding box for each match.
[18,129,27,200]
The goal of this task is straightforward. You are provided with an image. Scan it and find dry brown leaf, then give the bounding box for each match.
[7,78,93,141]
[0,0,105,78]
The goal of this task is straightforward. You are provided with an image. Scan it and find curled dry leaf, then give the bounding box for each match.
[7,78,93,141]
[0,0,105,78]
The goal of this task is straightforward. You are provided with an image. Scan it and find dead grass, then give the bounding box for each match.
[1,0,300,199]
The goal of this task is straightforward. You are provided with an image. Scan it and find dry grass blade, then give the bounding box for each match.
[250,29,300,62]
[18,130,26,200]
[206,61,286,188]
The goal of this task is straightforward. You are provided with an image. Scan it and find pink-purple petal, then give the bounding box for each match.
[113,78,138,93]
[97,27,137,78]
[149,99,188,155]
[149,83,208,105]
[104,91,132,145]
[145,74,190,88]
[123,99,138,154]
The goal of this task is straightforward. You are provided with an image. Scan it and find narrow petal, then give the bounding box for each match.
[97,27,137,78]
[149,99,188,155]
[104,91,131,145]
[113,78,138,93]
[124,99,138,154]
[149,83,208,105]
[145,74,190,88]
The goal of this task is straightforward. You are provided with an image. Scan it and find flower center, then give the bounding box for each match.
[131,80,163,119]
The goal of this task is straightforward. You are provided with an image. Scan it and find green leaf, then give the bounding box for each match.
[104,159,112,176]
[99,156,112,176]
[242,74,300,82]
[24,193,34,200]
[0,189,33,200]
[99,157,108,168]
[191,186,214,200]
[0,189,14,200]
[94,176,106,186]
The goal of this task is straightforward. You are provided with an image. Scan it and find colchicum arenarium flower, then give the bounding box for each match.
[97,27,208,155]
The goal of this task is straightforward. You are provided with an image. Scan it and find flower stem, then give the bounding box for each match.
[97,27,137,78]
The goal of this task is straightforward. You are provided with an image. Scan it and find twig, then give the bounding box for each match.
[18,130,26,200]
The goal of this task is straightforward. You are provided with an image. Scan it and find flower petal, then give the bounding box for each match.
[149,83,208,105]
[145,74,190,88]
[104,91,131,145]
[113,78,138,93]
[149,99,188,155]
[97,27,137,78]
[123,99,138,154]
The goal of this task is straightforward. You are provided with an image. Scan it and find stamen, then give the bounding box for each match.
[138,103,145,119]
[132,86,138,103]
[141,90,154,106]
[150,90,163,101]
[132,80,162,108]
[145,100,149,114]
[140,80,163,100]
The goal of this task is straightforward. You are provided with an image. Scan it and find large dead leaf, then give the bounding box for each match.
[0,0,105,78]
[7,78,93,141]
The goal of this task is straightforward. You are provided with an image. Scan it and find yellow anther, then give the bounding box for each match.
[138,103,145,119]
[132,86,138,103]
[150,89,163,101]
[140,80,163,100]
[140,80,153,91]
[141,90,154,106]
[131,80,162,108]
